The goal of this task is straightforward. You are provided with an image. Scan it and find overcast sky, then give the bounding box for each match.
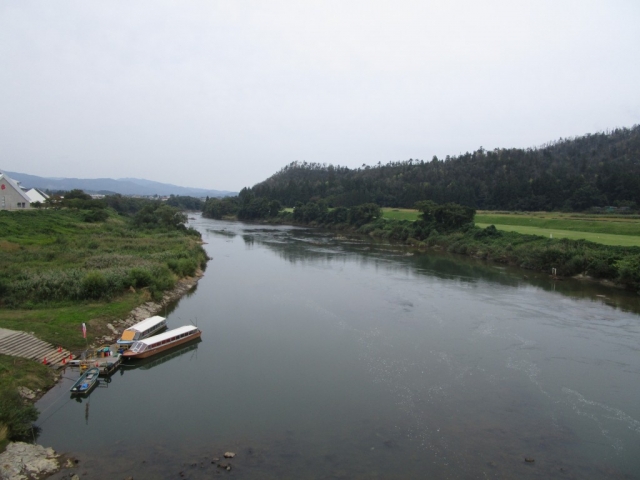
[1,1,639,191]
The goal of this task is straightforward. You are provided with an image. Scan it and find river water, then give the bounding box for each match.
[38,216,640,479]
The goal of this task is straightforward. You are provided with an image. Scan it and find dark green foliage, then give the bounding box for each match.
[293,201,328,223]
[247,126,640,211]
[167,258,198,277]
[102,194,152,215]
[82,271,108,299]
[165,195,203,211]
[0,390,38,441]
[617,255,640,286]
[416,201,475,230]
[82,209,109,222]
[127,268,153,288]
[134,204,188,230]
[64,189,92,201]
[0,209,206,308]
[348,203,381,226]
[203,191,282,221]
[202,196,239,219]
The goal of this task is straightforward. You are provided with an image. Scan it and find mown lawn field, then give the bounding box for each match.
[381,208,640,247]
[0,293,145,350]
[381,208,421,221]
[475,212,640,247]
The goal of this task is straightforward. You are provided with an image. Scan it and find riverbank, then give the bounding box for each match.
[208,209,640,294]
[0,269,205,478]
[31,217,640,479]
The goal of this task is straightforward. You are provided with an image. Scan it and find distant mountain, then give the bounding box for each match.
[4,171,236,198]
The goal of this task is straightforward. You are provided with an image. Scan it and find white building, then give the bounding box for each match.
[0,171,49,210]
[24,188,49,204]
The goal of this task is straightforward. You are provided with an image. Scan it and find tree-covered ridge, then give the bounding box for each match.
[250,126,640,211]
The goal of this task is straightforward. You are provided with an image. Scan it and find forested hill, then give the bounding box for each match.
[251,126,640,211]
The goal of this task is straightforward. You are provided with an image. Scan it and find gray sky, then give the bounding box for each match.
[1,1,639,191]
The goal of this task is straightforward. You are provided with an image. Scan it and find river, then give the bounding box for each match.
[38,216,640,479]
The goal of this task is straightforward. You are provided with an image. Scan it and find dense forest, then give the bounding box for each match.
[248,126,640,211]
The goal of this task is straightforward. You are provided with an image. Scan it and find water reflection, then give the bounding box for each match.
[119,339,201,373]
[36,216,640,479]
[236,223,640,314]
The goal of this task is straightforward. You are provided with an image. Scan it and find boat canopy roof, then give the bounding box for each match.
[137,325,198,345]
[126,316,166,333]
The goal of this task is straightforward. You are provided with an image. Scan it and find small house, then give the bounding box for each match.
[0,171,33,210]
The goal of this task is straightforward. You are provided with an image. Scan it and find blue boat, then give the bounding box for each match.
[70,367,100,395]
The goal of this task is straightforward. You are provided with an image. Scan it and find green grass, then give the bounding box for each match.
[475,223,640,247]
[0,293,145,351]
[475,213,640,236]
[0,355,56,394]
[379,208,640,247]
[381,208,421,221]
[0,209,207,348]
[0,355,57,451]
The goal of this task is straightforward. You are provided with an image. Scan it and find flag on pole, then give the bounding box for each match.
[82,323,87,338]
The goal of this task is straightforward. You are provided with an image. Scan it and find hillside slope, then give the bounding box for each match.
[251,126,640,211]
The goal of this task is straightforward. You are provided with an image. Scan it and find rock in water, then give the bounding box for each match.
[223,452,236,458]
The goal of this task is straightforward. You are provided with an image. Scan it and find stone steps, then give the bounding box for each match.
[0,329,74,367]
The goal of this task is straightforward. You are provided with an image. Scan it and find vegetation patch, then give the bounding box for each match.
[0,355,57,451]
[0,206,207,348]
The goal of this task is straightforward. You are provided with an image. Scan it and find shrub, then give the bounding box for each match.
[83,209,109,223]
[167,258,198,277]
[0,390,39,441]
[127,268,153,288]
[617,255,640,287]
[82,271,108,299]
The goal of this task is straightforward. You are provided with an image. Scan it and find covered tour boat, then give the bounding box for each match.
[117,316,167,347]
[123,325,201,359]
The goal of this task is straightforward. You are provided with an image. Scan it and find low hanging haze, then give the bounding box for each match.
[1,1,639,192]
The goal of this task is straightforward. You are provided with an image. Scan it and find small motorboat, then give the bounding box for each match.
[70,367,100,395]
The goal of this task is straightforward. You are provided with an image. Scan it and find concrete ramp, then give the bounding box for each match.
[0,329,73,367]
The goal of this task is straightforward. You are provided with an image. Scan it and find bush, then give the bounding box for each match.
[0,390,39,441]
[82,271,108,299]
[148,265,176,300]
[127,268,153,288]
[82,209,109,223]
[167,258,198,277]
[617,255,640,287]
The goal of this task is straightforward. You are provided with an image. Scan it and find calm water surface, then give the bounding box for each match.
[39,216,640,479]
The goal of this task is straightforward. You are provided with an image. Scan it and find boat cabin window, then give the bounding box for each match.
[131,342,147,353]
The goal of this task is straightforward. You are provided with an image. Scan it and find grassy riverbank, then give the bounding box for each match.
[381,208,640,247]
[262,204,640,292]
[0,207,208,449]
[0,355,57,451]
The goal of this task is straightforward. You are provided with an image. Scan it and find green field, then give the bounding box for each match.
[381,208,421,221]
[380,208,640,247]
[475,212,640,247]
[474,223,640,246]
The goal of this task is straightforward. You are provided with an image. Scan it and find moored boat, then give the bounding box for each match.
[117,316,167,347]
[123,325,202,359]
[70,367,100,395]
